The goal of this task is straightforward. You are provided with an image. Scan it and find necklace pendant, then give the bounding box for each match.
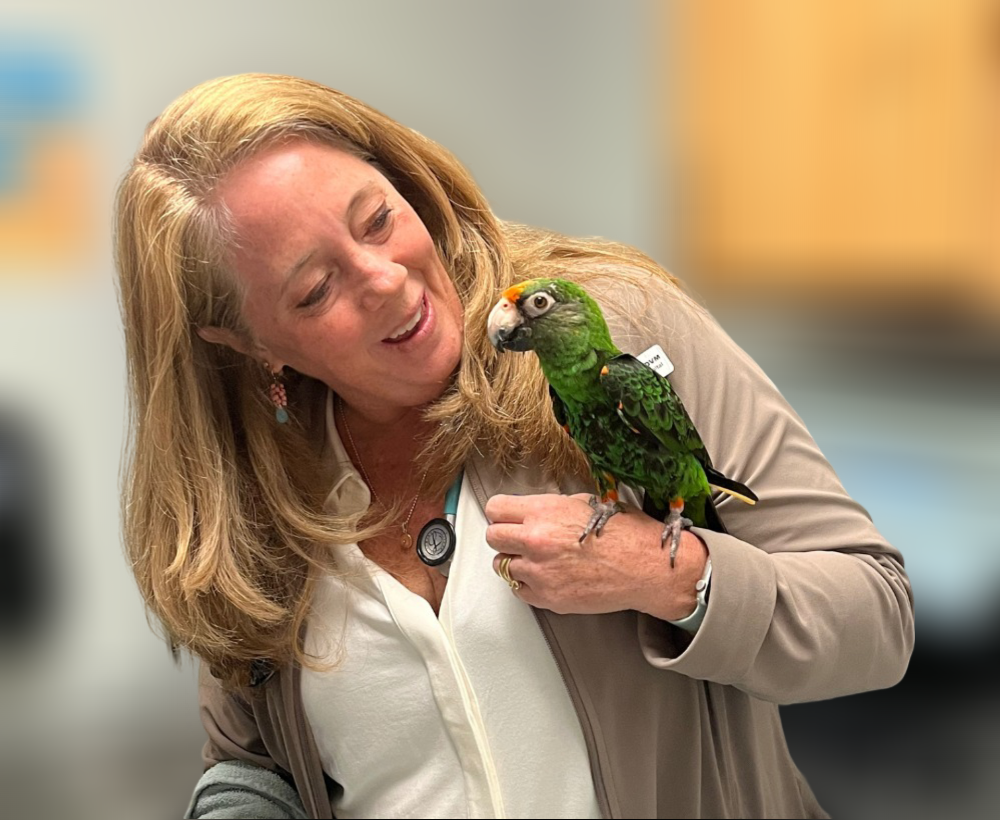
[400,530,413,550]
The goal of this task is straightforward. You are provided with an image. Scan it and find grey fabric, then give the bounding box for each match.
[185,759,308,820]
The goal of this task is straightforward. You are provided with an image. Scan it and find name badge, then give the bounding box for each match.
[638,344,674,377]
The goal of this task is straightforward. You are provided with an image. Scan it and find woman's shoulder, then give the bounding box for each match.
[564,262,717,353]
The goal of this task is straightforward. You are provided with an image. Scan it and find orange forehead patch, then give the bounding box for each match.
[502,280,534,302]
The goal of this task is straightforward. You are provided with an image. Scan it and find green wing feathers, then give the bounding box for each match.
[600,355,711,464]
[600,354,758,506]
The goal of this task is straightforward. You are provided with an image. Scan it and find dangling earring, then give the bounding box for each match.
[265,363,289,424]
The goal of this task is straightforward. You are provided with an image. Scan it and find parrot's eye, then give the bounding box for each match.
[523,291,555,318]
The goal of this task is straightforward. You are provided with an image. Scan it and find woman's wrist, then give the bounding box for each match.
[633,529,709,622]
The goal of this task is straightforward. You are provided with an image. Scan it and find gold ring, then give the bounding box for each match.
[498,555,513,584]
[509,579,521,592]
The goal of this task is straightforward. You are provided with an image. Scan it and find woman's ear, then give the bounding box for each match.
[196,326,288,372]
[196,325,255,357]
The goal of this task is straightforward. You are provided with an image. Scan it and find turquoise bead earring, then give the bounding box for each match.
[265,363,289,424]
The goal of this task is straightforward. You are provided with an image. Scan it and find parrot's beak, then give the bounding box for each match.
[487,297,534,352]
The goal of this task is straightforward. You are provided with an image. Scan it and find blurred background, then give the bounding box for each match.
[0,1,997,818]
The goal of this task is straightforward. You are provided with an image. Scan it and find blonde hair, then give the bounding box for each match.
[115,74,680,690]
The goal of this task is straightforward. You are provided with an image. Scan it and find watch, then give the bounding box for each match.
[667,557,712,633]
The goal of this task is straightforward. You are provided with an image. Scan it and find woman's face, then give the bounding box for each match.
[214,139,465,420]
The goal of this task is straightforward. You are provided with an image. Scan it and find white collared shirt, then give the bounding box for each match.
[300,393,602,819]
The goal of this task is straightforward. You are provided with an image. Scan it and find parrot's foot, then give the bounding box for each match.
[660,509,694,568]
[580,497,625,543]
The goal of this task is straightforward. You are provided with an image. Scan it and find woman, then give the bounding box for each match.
[115,74,913,819]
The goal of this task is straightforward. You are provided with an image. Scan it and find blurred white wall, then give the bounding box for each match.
[0,3,661,818]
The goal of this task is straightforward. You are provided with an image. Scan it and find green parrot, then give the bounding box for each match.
[486,277,757,565]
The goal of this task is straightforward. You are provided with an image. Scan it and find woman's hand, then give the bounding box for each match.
[485,493,709,620]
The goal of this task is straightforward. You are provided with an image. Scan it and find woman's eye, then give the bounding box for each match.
[298,277,330,309]
[368,206,393,236]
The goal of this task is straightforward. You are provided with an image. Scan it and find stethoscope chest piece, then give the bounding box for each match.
[416,518,456,567]
[415,470,462,576]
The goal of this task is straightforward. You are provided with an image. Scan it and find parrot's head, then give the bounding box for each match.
[487,278,615,359]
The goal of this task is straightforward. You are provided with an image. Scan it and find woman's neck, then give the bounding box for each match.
[335,396,433,480]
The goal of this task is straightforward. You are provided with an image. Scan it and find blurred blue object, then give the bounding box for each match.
[717,308,1000,646]
[0,39,84,192]
[822,437,1000,641]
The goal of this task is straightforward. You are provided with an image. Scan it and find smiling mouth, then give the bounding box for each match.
[383,295,427,344]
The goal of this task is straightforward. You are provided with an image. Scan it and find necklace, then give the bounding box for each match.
[337,396,426,550]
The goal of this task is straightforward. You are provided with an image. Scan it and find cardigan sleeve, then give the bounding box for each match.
[187,664,308,819]
[591,269,915,705]
[185,759,308,819]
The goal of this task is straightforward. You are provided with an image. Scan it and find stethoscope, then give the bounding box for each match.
[415,470,462,576]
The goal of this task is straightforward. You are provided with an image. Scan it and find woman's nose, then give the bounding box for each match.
[354,250,406,311]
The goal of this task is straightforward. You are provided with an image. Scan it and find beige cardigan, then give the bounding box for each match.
[193,272,914,818]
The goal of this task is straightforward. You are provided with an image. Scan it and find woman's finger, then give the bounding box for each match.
[484,494,532,524]
[492,553,530,596]
[484,522,528,554]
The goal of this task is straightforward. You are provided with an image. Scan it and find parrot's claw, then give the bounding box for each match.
[660,511,693,568]
[580,497,625,542]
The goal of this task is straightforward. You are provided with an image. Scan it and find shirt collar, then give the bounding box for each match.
[321,389,371,519]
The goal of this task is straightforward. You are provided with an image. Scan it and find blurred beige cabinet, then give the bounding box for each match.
[669,0,999,318]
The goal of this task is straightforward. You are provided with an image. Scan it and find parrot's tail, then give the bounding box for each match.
[704,466,758,506]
